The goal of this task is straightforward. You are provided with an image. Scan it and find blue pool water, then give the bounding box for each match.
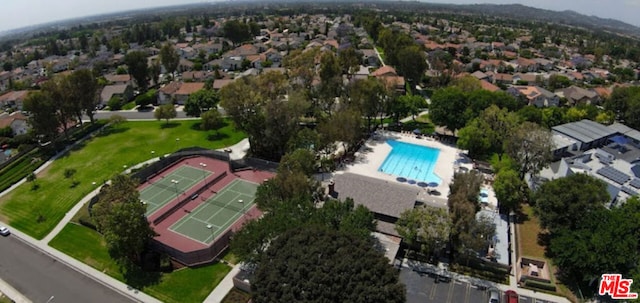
[378,140,441,184]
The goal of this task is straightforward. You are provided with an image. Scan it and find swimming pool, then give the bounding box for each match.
[378,140,441,184]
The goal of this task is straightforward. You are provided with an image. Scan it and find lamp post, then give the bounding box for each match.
[175,138,180,150]
[238,199,244,212]
[199,162,207,182]
[206,224,214,242]
[171,179,180,198]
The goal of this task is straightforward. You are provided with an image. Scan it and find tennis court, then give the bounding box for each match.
[140,165,211,216]
[169,179,259,244]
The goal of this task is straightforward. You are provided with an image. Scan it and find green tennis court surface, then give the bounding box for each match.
[169,179,259,244]
[140,165,211,216]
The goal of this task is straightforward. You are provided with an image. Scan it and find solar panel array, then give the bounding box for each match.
[631,179,640,189]
[597,166,631,185]
[621,186,638,196]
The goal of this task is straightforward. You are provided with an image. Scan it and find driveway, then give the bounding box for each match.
[0,235,132,303]
[400,267,558,303]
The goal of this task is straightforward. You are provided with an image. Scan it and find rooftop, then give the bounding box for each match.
[552,119,617,144]
[332,172,418,219]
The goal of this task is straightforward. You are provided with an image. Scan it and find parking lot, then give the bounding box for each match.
[400,267,558,303]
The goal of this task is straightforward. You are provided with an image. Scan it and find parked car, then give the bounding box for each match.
[488,288,500,303]
[0,226,10,236]
[504,290,518,303]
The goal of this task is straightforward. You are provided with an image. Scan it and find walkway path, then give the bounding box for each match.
[202,264,242,303]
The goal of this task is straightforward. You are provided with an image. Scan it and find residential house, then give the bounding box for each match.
[0,71,11,91]
[228,44,259,57]
[480,80,500,92]
[0,112,29,136]
[0,90,30,109]
[100,84,134,105]
[371,65,405,93]
[534,58,555,71]
[471,70,491,82]
[178,58,195,73]
[508,86,559,107]
[493,73,513,85]
[512,57,538,72]
[178,46,197,60]
[212,79,235,91]
[263,48,282,65]
[104,74,132,85]
[158,82,181,105]
[360,49,379,67]
[558,86,600,106]
[173,82,205,104]
[182,71,212,82]
[512,73,540,85]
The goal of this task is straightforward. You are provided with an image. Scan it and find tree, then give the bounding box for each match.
[154,104,177,124]
[68,69,99,124]
[91,175,156,264]
[504,121,554,180]
[457,105,520,159]
[492,168,528,213]
[348,77,386,132]
[200,109,222,132]
[534,173,609,232]
[222,20,251,46]
[429,87,470,132]
[338,47,362,77]
[252,226,405,303]
[278,148,317,177]
[396,206,451,257]
[397,45,428,85]
[22,91,60,140]
[124,51,150,91]
[149,60,162,86]
[160,43,180,79]
[447,171,483,259]
[184,89,219,117]
[548,200,640,283]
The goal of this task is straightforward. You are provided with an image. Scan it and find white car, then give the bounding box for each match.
[488,288,500,303]
[0,226,10,236]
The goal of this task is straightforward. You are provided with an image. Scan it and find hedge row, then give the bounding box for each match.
[0,148,45,193]
[524,279,557,292]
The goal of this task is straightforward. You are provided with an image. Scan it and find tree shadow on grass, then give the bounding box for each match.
[190,120,230,131]
[160,122,180,129]
[207,133,230,141]
[95,126,130,137]
[121,261,162,290]
[190,122,202,131]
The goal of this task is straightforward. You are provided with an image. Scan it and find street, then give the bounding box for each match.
[89,108,189,121]
[0,236,132,303]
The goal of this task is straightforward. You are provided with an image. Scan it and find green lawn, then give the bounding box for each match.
[375,46,386,63]
[0,119,245,239]
[50,223,231,303]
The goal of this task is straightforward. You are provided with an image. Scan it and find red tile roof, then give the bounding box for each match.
[175,82,205,95]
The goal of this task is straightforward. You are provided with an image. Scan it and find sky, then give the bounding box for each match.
[1,0,639,33]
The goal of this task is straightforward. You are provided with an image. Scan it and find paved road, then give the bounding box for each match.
[0,235,132,303]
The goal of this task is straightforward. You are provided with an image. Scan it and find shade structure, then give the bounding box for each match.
[407,179,417,184]
[417,182,429,187]
[413,129,422,134]
[428,182,439,187]
[396,177,407,182]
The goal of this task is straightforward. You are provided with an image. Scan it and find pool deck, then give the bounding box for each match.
[337,131,467,203]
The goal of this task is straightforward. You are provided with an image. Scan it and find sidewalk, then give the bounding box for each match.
[0,277,31,303]
[202,264,241,303]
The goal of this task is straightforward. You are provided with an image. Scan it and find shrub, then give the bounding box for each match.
[524,279,557,292]
[108,96,124,111]
[134,89,157,107]
[78,215,97,230]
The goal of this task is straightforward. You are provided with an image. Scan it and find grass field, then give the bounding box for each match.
[518,204,546,259]
[50,223,231,303]
[517,205,578,301]
[0,119,245,239]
